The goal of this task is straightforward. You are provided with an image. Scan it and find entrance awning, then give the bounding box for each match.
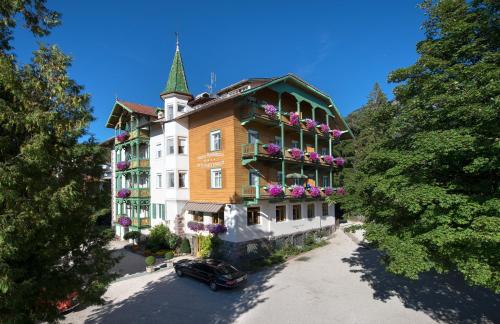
[184,201,225,213]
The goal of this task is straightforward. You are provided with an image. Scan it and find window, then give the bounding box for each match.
[276,206,286,222]
[167,105,174,120]
[211,168,222,189]
[167,171,175,188]
[307,204,315,218]
[179,171,187,188]
[193,212,203,222]
[249,170,259,186]
[178,137,187,154]
[322,203,329,216]
[210,130,221,151]
[292,205,301,220]
[152,203,156,219]
[167,137,174,155]
[277,171,283,183]
[321,147,328,156]
[247,207,260,225]
[156,173,162,188]
[248,130,259,144]
[159,204,166,220]
[274,136,282,146]
[291,140,300,148]
[293,178,302,186]
[177,104,185,113]
[156,143,162,158]
[322,175,329,187]
[212,211,224,225]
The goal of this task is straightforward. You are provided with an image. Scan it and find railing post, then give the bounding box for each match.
[278,93,285,187]
[256,176,260,200]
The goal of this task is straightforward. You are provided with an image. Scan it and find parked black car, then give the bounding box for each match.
[174,259,247,291]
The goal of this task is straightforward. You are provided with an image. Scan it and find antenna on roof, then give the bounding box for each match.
[206,72,217,94]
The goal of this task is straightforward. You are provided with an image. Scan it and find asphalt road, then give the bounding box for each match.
[63,230,499,324]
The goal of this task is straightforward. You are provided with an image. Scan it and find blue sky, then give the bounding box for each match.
[14,0,424,141]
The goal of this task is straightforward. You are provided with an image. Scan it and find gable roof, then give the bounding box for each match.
[106,99,159,128]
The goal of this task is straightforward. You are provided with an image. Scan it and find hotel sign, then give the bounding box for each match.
[196,152,225,169]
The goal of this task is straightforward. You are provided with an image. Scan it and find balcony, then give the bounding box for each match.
[242,142,334,168]
[129,159,150,169]
[132,217,150,228]
[129,128,149,141]
[242,184,328,202]
[130,188,150,198]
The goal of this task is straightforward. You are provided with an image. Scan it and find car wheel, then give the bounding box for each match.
[209,281,218,291]
[176,269,183,277]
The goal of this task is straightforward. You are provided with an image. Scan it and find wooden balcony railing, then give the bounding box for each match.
[130,188,150,197]
[129,128,149,141]
[132,217,150,228]
[129,159,150,169]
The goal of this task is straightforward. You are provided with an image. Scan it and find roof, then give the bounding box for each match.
[162,43,190,96]
[183,201,225,213]
[105,99,159,128]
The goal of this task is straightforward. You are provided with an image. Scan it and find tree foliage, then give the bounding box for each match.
[0,1,116,322]
[336,0,500,292]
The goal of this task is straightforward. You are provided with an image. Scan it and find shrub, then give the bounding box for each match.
[147,224,180,252]
[179,238,191,254]
[304,233,316,246]
[164,251,174,260]
[145,256,155,267]
[123,231,141,244]
[198,235,212,258]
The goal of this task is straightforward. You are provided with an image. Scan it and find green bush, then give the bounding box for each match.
[164,251,174,260]
[198,235,212,258]
[124,231,141,243]
[304,233,316,246]
[147,224,180,252]
[179,238,191,254]
[145,256,155,267]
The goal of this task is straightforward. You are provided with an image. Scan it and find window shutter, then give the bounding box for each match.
[152,203,156,219]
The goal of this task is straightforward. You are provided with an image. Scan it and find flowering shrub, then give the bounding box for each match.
[267,184,284,197]
[336,187,346,196]
[289,112,299,126]
[116,161,129,171]
[117,188,131,198]
[334,157,345,167]
[290,185,305,199]
[289,148,303,160]
[322,155,334,165]
[318,123,330,134]
[332,129,342,139]
[116,131,129,142]
[187,221,205,232]
[263,104,278,119]
[118,216,132,227]
[304,118,317,130]
[309,186,321,198]
[323,187,334,196]
[206,224,228,234]
[308,151,320,163]
[265,143,281,156]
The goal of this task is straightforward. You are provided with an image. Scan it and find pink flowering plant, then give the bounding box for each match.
[332,129,342,139]
[304,118,317,130]
[334,157,345,167]
[264,143,281,156]
[289,112,300,126]
[318,123,330,135]
[263,104,278,119]
[289,148,303,160]
[336,187,346,196]
[308,151,320,163]
[118,216,132,227]
[309,186,321,198]
[323,187,334,196]
[290,185,306,199]
[267,184,284,197]
[322,155,334,165]
[116,161,129,171]
[116,131,129,142]
[117,188,131,198]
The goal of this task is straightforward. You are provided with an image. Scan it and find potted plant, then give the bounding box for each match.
[289,112,299,126]
[309,186,322,198]
[263,143,281,156]
[288,147,303,161]
[164,251,175,268]
[266,183,284,198]
[263,104,278,119]
[303,118,317,131]
[289,185,305,199]
[145,256,156,273]
[123,230,141,245]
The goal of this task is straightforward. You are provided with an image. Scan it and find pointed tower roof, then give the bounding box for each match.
[162,37,190,97]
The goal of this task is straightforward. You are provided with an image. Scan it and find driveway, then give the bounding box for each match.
[63,230,499,324]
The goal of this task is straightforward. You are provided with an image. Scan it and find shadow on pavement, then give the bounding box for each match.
[342,243,500,324]
[84,262,285,324]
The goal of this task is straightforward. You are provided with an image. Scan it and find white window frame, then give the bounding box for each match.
[178,171,187,188]
[156,143,162,159]
[210,168,222,189]
[178,137,187,155]
[167,105,174,120]
[322,175,329,187]
[167,171,175,188]
[167,137,174,155]
[291,140,299,148]
[210,130,221,151]
[177,104,185,113]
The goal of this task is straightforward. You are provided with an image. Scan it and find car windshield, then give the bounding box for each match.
[216,264,238,274]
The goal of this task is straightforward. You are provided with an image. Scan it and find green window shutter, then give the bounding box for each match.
[152,203,156,219]
[162,205,166,220]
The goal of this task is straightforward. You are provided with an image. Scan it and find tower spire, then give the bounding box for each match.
[162,33,190,97]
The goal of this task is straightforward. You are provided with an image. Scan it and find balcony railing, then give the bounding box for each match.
[130,188,150,198]
[129,128,149,141]
[242,143,333,167]
[242,184,328,201]
[132,217,150,228]
[129,159,150,169]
